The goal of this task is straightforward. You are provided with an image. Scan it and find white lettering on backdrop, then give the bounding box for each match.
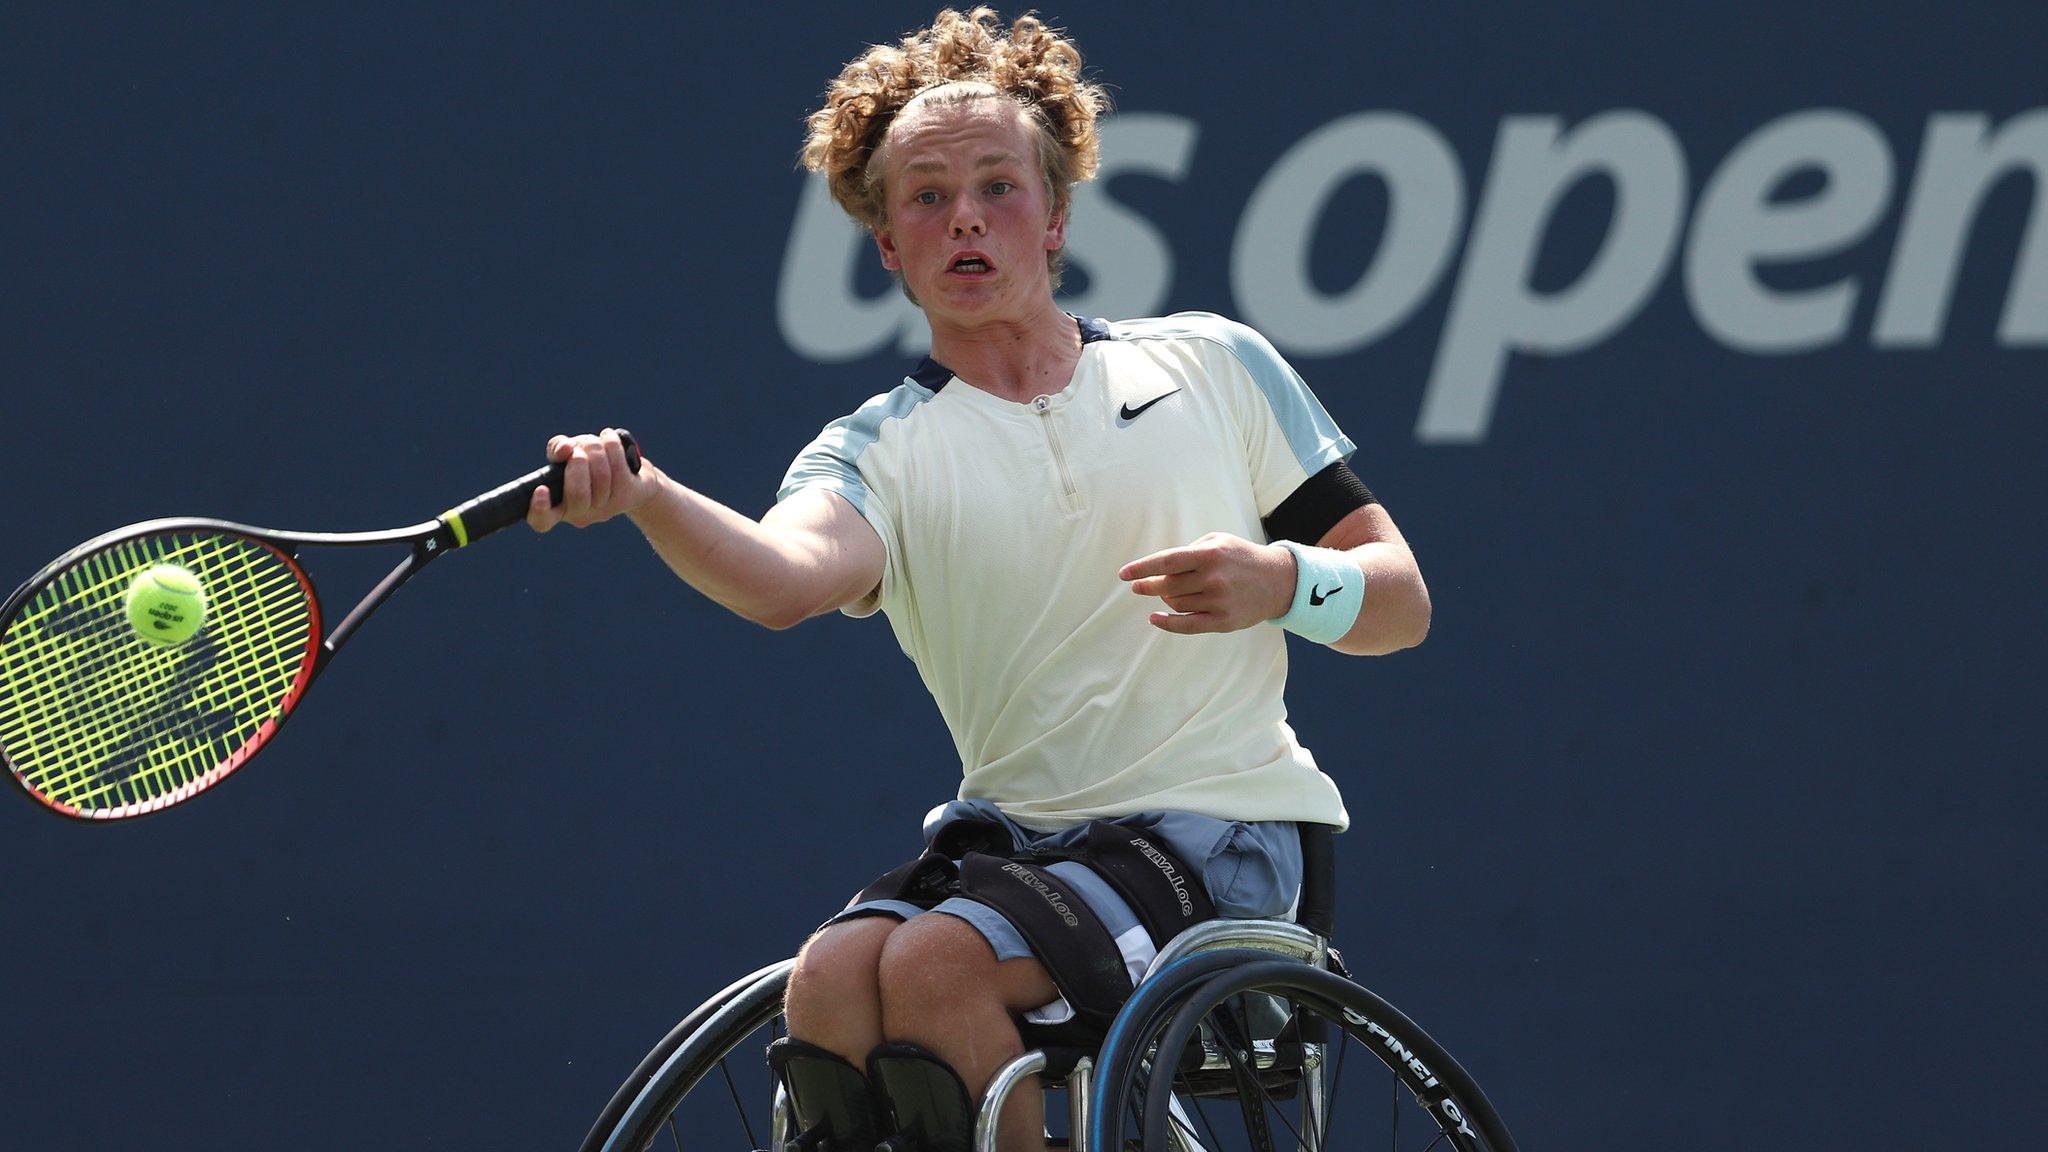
[776,109,2048,443]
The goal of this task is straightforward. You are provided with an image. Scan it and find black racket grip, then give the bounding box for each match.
[444,430,642,546]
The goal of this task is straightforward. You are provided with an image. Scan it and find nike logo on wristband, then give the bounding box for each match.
[1309,584,1342,607]
[1117,391,1179,424]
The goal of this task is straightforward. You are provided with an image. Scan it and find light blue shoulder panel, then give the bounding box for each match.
[1112,312,1357,474]
[777,376,941,517]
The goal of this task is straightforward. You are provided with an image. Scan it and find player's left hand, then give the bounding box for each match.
[1119,532,1296,635]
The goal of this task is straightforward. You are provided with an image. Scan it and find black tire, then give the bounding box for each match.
[1091,955,1518,1152]
[581,963,794,1152]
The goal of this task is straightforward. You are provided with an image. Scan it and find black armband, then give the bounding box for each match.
[1261,461,1378,545]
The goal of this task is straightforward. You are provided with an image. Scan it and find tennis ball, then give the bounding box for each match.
[126,564,207,646]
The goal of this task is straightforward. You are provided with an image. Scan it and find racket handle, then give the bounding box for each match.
[442,430,643,546]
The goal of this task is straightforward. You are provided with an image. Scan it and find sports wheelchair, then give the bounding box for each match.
[578,826,1517,1152]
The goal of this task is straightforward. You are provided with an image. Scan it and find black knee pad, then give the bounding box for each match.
[767,1037,889,1151]
[867,1042,975,1152]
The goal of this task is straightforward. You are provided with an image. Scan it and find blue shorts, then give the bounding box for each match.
[826,799,1304,1025]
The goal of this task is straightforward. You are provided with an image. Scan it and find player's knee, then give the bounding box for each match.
[875,913,998,1020]
[788,917,895,1029]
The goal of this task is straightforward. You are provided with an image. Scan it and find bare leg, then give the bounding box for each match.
[784,917,898,1065]
[878,913,1061,1152]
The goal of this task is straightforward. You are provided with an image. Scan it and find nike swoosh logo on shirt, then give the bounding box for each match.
[1117,390,1179,424]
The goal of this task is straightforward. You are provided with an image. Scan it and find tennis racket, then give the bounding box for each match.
[0,432,641,821]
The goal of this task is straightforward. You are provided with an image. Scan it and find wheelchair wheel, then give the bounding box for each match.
[584,950,1516,1152]
[1088,953,1518,1152]
[579,960,795,1152]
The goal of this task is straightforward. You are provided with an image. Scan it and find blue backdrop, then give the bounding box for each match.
[4,4,2044,1148]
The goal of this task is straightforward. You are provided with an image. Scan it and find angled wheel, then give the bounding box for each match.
[579,960,795,1152]
[1088,952,1517,1152]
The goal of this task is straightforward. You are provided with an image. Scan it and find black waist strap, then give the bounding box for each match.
[1072,822,1218,949]
[847,820,1223,1029]
[956,852,1134,1031]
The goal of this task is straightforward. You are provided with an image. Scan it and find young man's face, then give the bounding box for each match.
[873,95,1066,326]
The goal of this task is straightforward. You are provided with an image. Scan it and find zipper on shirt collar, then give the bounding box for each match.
[1033,394,1082,512]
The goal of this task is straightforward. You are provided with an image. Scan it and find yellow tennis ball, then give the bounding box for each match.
[126,564,208,646]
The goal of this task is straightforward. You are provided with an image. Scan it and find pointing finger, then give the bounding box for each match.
[1129,572,1204,598]
[1120,547,1200,582]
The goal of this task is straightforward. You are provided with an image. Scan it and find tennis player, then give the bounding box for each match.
[531,9,1429,1150]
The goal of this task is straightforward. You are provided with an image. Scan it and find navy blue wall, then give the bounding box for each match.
[4,5,2044,1148]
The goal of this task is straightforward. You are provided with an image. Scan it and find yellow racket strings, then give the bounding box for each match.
[0,533,316,815]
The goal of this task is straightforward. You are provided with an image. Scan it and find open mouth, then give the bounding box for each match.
[949,254,994,275]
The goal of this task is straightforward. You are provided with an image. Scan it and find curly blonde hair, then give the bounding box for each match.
[801,8,1108,251]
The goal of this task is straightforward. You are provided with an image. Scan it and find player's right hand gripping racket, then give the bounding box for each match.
[0,433,640,821]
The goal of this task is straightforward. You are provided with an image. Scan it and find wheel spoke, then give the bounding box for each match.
[1170,1074,1226,1152]
[1164,1090,1209,1152]
[718,1057,761,1151]
[1211,1004,1307,1152]
[1317,1027,1349,1151]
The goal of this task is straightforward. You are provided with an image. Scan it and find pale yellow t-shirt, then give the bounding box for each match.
[778,313,1355,831]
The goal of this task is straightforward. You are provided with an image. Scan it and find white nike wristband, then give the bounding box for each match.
[1271,541,1365,644]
